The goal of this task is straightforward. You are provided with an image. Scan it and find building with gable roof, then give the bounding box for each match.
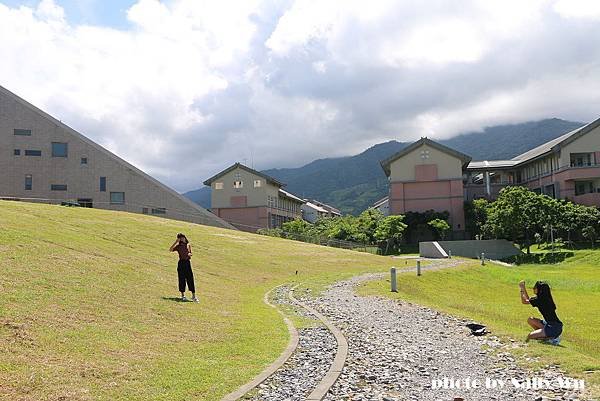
[380,117,600,239]
[203,162,304,231]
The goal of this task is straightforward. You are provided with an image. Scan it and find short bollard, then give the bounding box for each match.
[390,267,397,292]
[417,260,421,276]
[448,250,452,259]
[481,252,485,266]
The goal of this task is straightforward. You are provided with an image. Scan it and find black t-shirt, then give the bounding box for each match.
[530,296,561,323]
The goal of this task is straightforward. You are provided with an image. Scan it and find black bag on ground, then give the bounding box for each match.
[466,323,487,336]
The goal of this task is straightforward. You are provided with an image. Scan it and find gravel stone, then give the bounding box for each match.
[241,262,586,401]
[246,287,337,401]
[301,272,583,401]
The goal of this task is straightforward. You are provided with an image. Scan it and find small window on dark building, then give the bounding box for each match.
[81,157,88,164]
[25,150,42,156]
[100,177,106,192]
[110,192,125,204]
[52,142,68,157]
[51,184,68,191]
[25,175,32,190]
[14,129,32,136]
[14,149,20,156]
[151,208,166,214]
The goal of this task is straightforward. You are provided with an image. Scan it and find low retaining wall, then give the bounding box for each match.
[418,241,448,258]
[420,239,522,260]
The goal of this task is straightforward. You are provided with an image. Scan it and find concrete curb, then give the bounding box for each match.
[289,287,348,401]
[220,286,299,401]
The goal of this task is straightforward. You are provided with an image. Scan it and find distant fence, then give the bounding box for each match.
[281,231,376,254]
[252,228,380,254]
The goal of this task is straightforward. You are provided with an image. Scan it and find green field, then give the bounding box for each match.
[0,201,397,401]
[360,254,600,398]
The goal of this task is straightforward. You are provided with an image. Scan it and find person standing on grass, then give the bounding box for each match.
[169,233,198,303]
[519,280,562,345]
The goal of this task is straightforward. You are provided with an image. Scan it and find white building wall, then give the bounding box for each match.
[301,203,320,223]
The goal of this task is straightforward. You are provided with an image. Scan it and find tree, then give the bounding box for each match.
[282,218,312,236]
[582,226,598,248]
[326,216,360,242]
[355,208,384,243]
[375,215,408,254]
[556,200,579,246]
[578,205,600,247]
[403,210,450,242]
[256,228,284,237]
[464,199,489,239]
[427,218,450,240]
[484,186,553,254]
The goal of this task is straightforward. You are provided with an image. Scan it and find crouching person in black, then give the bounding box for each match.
[519,280,562,345]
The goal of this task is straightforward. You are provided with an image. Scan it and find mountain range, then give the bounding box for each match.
[184,118,584,215]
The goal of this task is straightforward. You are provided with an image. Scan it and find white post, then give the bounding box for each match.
[448,250,452,259]
[390,267,397,292]
[481,252,485,266]
[417,260,421,276]
[485,171,491,197]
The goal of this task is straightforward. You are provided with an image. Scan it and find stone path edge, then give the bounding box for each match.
[220,285,300,401]
[289,286,349,401]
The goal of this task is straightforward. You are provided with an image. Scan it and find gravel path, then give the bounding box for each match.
[302,272,584,401]
[246,287,337,401]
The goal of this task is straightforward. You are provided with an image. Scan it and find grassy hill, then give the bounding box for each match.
[186,118,583,214]
[0,201,393,401]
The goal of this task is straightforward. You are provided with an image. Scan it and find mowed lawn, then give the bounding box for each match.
[0,201,396,401]
[360,254,600,397]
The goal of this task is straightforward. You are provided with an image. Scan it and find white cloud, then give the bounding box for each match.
[1,0,600,191]
[553,0,600,19]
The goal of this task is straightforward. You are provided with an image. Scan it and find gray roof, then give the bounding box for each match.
[468,116,599,170]
[279,188,304,203]
[510,116,600,162]
[380,137,472,176]
[467,160,520,170]
[203,162,285,187]
[372,196,389,208]
[306,199,342,215]
[511,126,583,162]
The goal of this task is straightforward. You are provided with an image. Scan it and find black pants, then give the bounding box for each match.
[177,259,195,293]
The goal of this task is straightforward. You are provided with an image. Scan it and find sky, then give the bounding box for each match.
[2,0,600,192]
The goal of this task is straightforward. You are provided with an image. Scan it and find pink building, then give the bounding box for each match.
[464,117,600,206]
[380,116,600,239]
[381,138,472,238]
[203,163,304,232]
